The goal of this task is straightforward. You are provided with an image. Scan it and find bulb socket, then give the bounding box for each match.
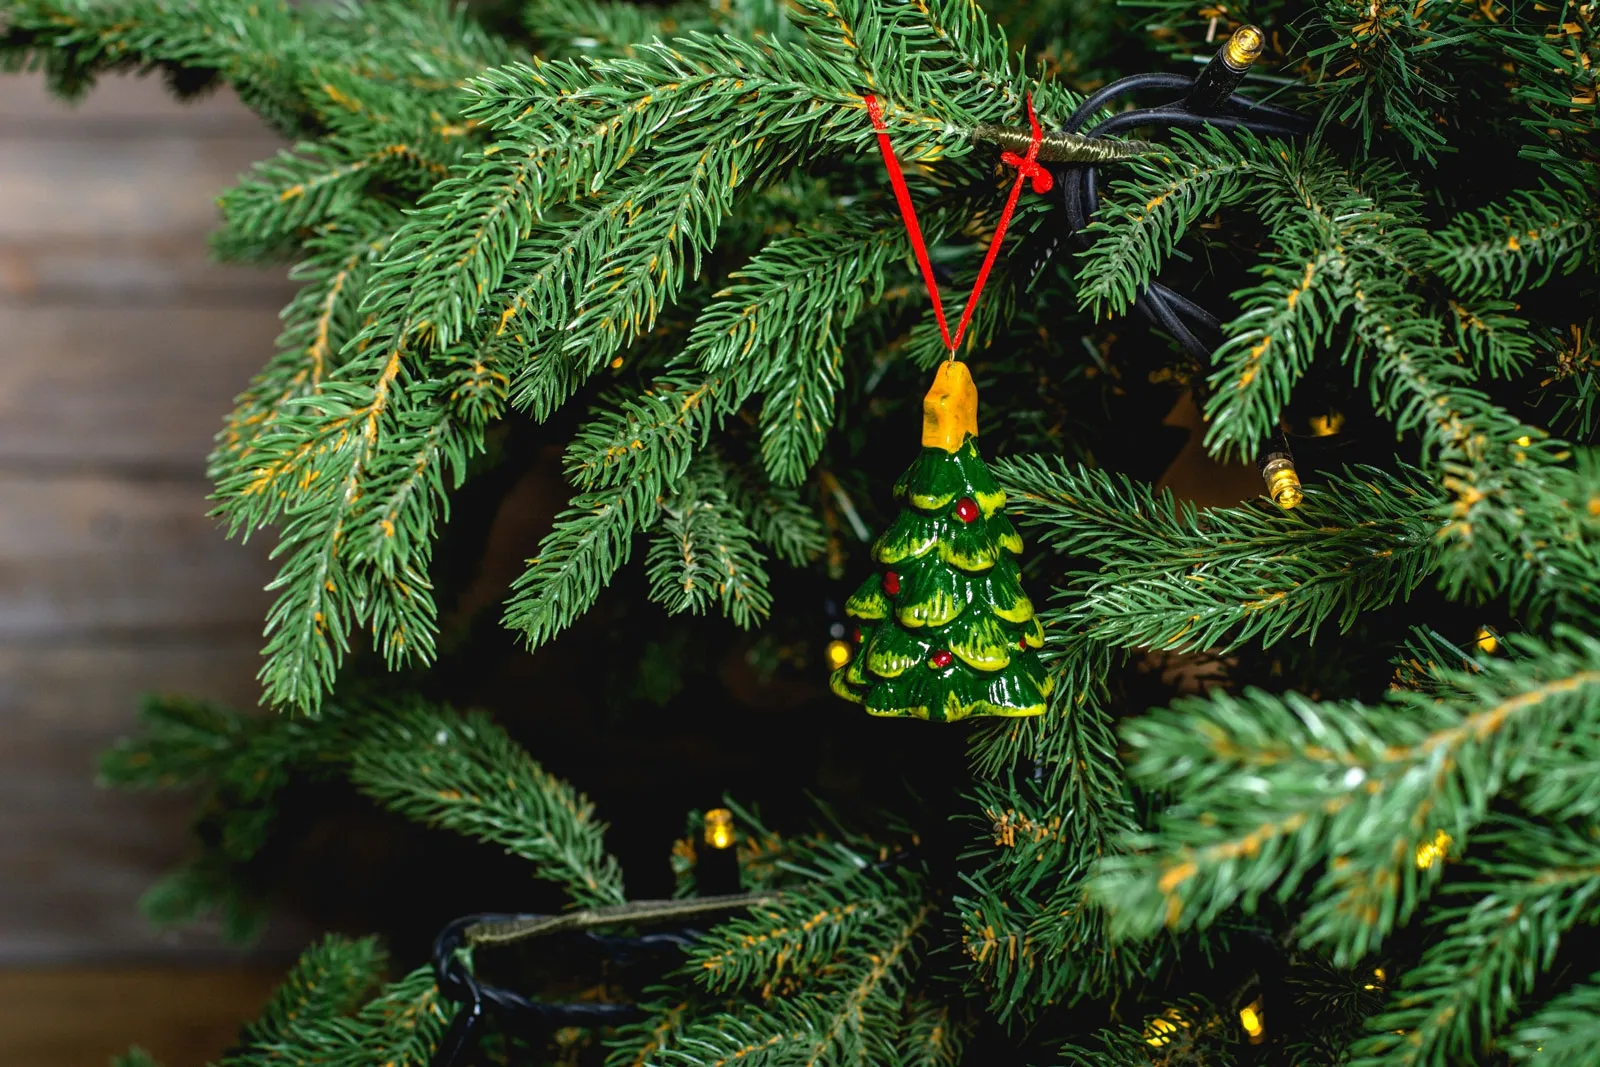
[1185,24,1267,115]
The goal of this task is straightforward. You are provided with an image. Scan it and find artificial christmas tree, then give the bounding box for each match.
[2,0,1596,1063]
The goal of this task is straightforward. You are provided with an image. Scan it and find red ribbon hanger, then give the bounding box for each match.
[863,92,1053,357]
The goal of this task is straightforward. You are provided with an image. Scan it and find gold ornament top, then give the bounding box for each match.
[921,360,979,451]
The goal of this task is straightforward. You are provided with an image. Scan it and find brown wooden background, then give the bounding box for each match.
[0,71,305,1067]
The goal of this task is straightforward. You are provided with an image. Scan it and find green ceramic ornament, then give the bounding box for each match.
[830,361,1051,722]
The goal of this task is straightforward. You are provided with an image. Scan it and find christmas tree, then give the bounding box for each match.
[2,0,1597,1063]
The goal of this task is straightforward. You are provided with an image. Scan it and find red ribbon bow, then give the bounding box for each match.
[999,99,1055,194]
[864,92,1052,356]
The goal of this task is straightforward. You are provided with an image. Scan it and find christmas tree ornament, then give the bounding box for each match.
[831,361,1051,721]
[829,95,1056,722]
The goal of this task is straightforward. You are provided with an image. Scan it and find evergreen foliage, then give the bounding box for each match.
[5,0,1599,1062]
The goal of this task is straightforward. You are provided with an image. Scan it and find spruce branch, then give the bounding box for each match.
[245,964,448,1067]
[1300,0,1499,163]
[1427,186,1598,300]
[211,207,403,529]
[1350,819,1600,1067]
[349,701,625,906]
[896,999,966,1067]
[656,898,936,1066]
[1090,629,1600,964]
[684,867,915,995]
[1075,126,1262,319]
[0,0,315,129]
[994,457,1445,655]
[1200,143,1431,459]
[502,484,658,652]
[1494,1,1599,191]
[1446,296,1540,379]
[961,635,1142,1015]
[1541,321,1600,442]
[1505,968,1600,1065]
[233,935,388,1060]
[716,452,827,567]
[521,0,695,61]
[647,464,773,628]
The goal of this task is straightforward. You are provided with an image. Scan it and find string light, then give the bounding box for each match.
[1258,438,1304,510]
[1239,997,1265,1043]
[1476,626,1499,654]
[1415,828,1452,870]
[826,639,852,669]
[703,808,736,850]
[1364,966,1387,991]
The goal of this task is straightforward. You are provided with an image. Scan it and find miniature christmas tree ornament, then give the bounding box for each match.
[831,361,1051,722]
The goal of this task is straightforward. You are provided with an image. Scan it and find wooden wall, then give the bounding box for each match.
[0,71,304,1066]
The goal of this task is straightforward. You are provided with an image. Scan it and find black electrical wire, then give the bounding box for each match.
[1051,43,1313,363]
[430,913,704,1067]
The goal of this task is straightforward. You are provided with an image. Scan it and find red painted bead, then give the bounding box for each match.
[1019,636,1028,651]
[852,627,863,644]
[955,497,979,523]
[883,571,900,595]
[929,649,953,669]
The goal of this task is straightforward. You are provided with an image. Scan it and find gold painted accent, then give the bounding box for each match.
[921,360,979,452]
[826,639,852,669]
[1224,25,1266,70]
[1476,627,1499,654]
[703,808,735,850]
[1262,456,1303,509]
[1415,828,1452,869]
[1308,411,1345,436]
[1144,1008,1189,1047]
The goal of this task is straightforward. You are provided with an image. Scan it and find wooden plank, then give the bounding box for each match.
[0,134,283,240]
[0,70,272,133]
[0,474,273,637]
[0,967,289,1067]
[0,235,294,306]
[0,307,285,470]
[0,640,265,730]
[0,69,317,972]
[0,640,321,963]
